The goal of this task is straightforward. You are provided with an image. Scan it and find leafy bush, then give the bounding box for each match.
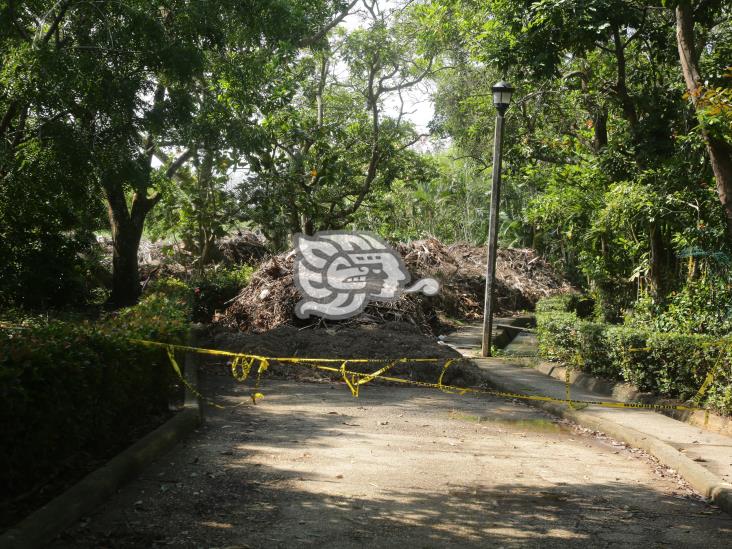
[535,293,594,317]
[0,279,192,509]
[704,343,732,415]
[535,294,577,314]
[189,266,254,322]
[536,296,732,415]
[605,326,650,387]
[645,333,722,400]
[536,311,580,365]
[575,321,613,377]
[657,275,732,336]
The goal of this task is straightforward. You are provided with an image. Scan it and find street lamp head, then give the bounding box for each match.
[492,81,515,114]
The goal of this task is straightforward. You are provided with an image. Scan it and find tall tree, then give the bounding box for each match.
[1,0,354,306]
[420,0,730,311]
[674,0,732,245]
[240,1,435,248]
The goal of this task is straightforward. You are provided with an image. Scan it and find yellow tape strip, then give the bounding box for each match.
[139,339,708,414]
[166,346,225,409]
[356,359,403,387]
[295,361,704,411]
[340,361,358,397]
[130,338,443,364]
[437,360,467,395]
[565,368,573,410]
[251,358,269,404]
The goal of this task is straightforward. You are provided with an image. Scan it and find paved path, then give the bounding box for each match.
[443,327,732,488]
[52,371,732,548]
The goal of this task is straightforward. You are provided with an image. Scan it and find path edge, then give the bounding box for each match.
[477,364,732,517]
[0,332,202,549]
[531,360,732,437]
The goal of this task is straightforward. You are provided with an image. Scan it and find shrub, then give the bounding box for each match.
[0,280,192,509]
[536,308,613,376]
[575,320,613,377]
[535,294,575,314]
[189,266,254,322]
[645,332,720,400]
[704,343,732,414]
[536,311,581,365]
[535,293,594,318]
[605,326,650,388]
[535,296,732,415]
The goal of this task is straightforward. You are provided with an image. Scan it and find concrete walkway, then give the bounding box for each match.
[444,325,732,514]
[52,377,732,548]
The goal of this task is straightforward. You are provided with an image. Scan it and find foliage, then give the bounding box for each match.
[425,0,732,326]
[627,268,732,337]
[0,280,192,507]
[146,151,245,266]
[0,113,106,308]
[535,296,732,415]
[190,266,255,322]
[0,0,352,306]
[238,6,436,249]
[536,311,582,365]
[354,152,493,244]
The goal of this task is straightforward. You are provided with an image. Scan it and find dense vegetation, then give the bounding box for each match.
[1,0,731,490]
[0,279,191,524]
[536,295,731,415]
[0,1,731,530]
[2,1,729,319]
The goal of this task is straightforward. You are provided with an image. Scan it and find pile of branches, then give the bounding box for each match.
[217,252,435,333]
[218,253,300,332]
[399,238,573,319]
[217,232,268,265]
[219,237,572,334]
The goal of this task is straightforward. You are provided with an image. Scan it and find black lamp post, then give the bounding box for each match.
[482,81,514,357]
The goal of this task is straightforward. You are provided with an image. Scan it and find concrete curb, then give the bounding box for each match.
[450,315,533,354]
[534,360,732,437]
[477,366,732,517]
[0,339,202,549]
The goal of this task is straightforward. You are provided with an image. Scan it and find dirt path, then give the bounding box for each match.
[53,372,732,548]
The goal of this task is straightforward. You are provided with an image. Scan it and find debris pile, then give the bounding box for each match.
[399,238,573,319]
[217,233,268,265]
[204,321,482,386]
[217,252,434,333]
[218,237,573,334]
[218,254,300,333]
[98,231,268,280]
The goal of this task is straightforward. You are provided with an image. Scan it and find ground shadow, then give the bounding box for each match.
[50,376,732,549]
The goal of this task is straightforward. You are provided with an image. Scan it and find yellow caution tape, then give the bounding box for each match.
[165,346,225,409]
[133,339,709,414]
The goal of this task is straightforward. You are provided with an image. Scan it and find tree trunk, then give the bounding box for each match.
[611,25,638,130]
[675,1,732,245]
[104,181,157,307]
[648,222,663,300]
[593,107,608,151]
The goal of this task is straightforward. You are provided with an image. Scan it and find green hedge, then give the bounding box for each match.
[536,296,732,416]
[0,278,192,507]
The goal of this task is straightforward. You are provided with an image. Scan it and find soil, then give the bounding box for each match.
[52,375,732,548]
[200,321,483,387]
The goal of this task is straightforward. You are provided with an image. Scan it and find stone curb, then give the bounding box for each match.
[477,366,732,517]
[0,340,202,549]
[533,360,732,437]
